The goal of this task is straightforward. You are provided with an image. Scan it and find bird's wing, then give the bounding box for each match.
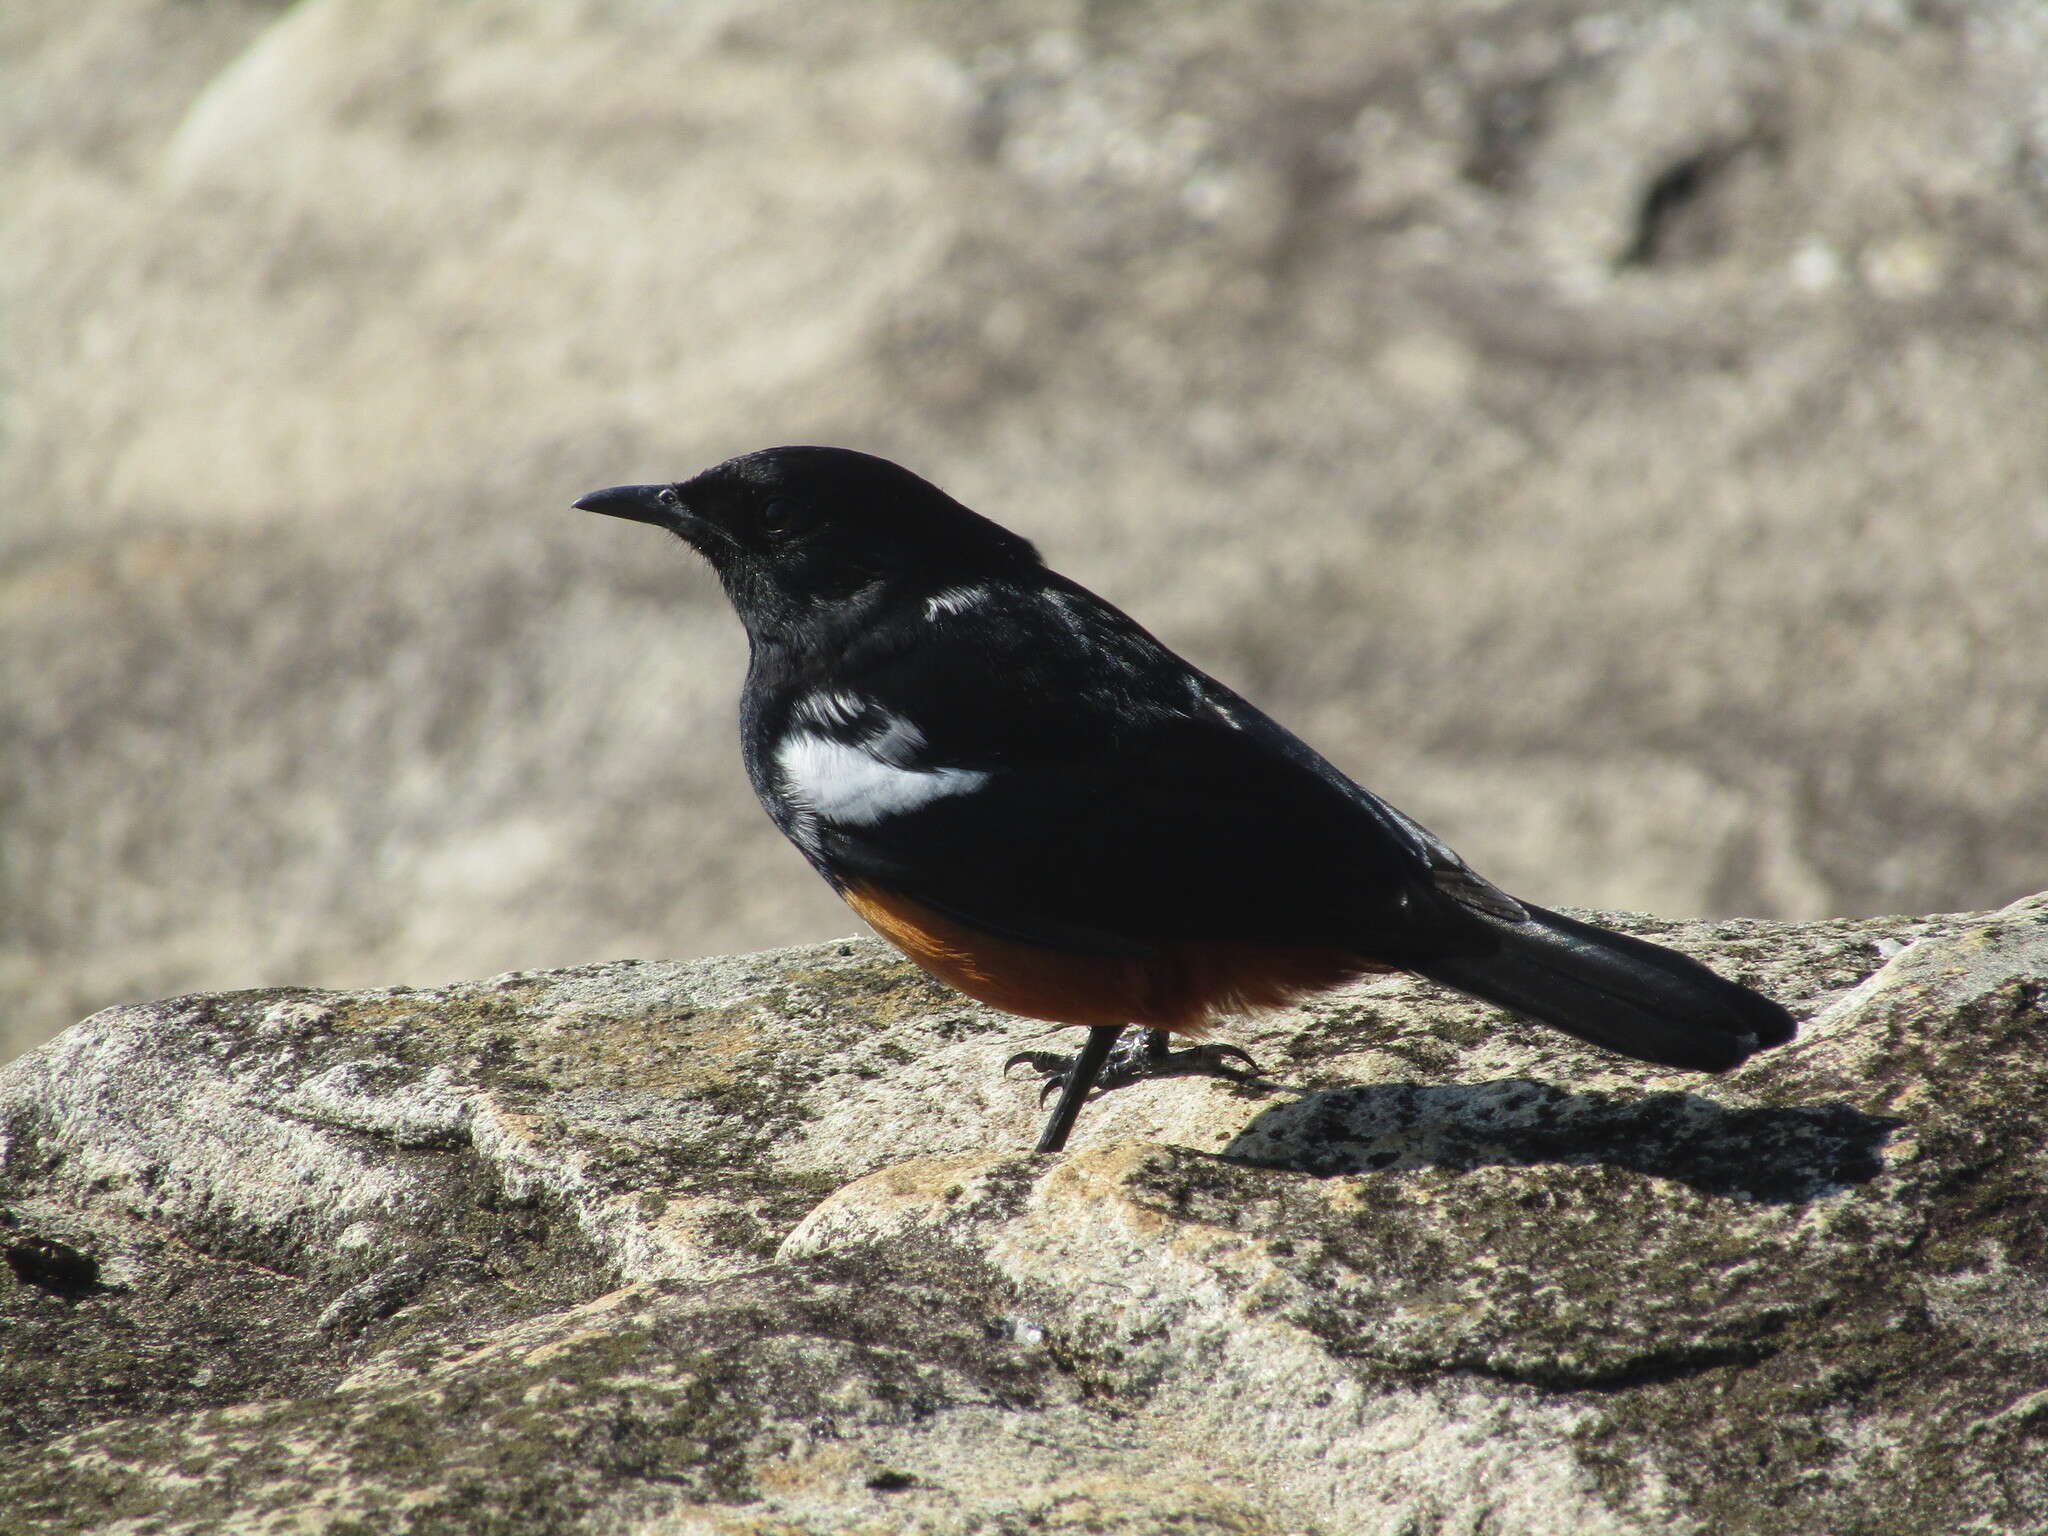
[772,607,1513,960]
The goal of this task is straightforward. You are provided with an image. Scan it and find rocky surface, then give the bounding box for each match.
[9,0,2048,1058]
[4,898,2045,1534]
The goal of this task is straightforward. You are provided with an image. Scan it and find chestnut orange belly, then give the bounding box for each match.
[841,881,1382,1035]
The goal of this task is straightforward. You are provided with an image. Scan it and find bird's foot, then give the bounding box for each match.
[1004,1028,1262,1106]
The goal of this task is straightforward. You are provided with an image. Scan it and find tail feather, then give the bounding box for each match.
[1413,902,1796,1071]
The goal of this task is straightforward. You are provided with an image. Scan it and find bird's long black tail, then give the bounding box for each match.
[1413,901,1796,1071]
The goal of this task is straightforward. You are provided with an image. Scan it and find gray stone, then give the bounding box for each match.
[4,897,2044,1533]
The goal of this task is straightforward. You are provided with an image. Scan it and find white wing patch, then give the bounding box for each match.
[776,715,989,827]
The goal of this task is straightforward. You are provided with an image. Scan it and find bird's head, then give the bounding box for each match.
[575,446,1040,641]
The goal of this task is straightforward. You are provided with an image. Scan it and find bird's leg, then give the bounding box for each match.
[1031,1024,1125,1155]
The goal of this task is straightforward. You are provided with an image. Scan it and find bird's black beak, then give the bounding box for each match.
[573,484,678,529]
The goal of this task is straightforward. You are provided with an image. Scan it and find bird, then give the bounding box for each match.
[575,447,1796,1155]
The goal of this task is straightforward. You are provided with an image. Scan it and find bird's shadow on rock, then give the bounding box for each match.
[1220,1079,1899,1204]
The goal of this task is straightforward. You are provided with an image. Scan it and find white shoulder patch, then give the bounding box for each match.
[793,690,869,731]
[924,585,988,621]
[775,715,990,827]
[1203,694,1246,730]
[1042,588,1092,640]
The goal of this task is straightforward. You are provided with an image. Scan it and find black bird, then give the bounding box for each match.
[576,447,1795,1153]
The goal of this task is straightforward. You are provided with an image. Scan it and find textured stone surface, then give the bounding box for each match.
[4,898,2045,1533]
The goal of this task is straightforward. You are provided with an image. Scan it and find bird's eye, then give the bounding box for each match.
[657,487,681,508]
[760,498,810,536]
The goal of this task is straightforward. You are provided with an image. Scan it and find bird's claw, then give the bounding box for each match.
[1004,1050,1079,1104]
[1171,1042,1260,1075]
[1006,1033,1264,1102]
[1116,1039,1263,1084]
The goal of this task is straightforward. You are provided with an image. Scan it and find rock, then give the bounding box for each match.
[4,898,2045,1533]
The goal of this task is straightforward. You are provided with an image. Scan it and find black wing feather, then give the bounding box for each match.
[765,575,1488,961]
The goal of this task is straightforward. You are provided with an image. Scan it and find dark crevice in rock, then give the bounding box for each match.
[1619,151,1723,267]
[1444,1340,1783,1393]
[1,1233,107,1301]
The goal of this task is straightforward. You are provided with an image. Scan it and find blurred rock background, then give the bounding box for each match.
[4,0,2045,1062]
